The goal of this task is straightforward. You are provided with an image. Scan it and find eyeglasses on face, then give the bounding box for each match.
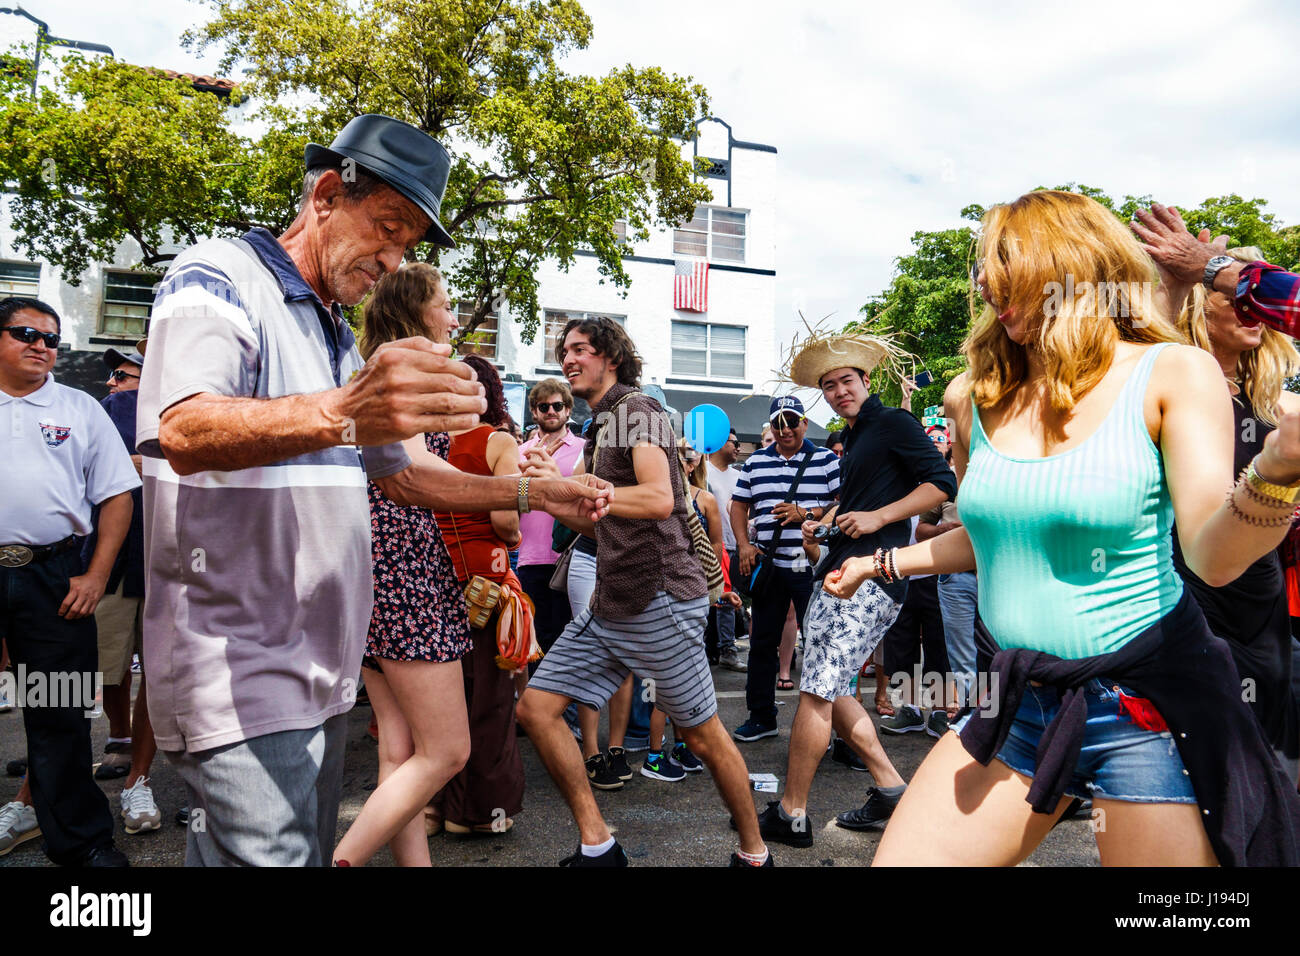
[533,401,569,413]
[109,369,140,382]
[929,433,949,444]
[3,326,60,349]
[772,414,803,432]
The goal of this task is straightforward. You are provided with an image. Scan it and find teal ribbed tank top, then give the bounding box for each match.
[959,343,1184,659]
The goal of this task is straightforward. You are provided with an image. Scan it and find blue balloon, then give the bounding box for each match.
[683,404,730,455]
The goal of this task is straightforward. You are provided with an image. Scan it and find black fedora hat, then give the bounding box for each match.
[305,114,457,248]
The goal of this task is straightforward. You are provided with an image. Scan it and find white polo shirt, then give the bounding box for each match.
[0,373,141,545]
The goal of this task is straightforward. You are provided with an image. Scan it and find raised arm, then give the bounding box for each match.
[157,339,486,475]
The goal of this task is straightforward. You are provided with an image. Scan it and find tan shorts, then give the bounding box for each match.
[95,581,143,686]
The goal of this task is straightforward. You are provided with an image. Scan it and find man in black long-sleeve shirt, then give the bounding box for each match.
[755,341,956,849]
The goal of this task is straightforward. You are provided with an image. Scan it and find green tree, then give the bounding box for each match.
[184,0,713,344]
[849,226,976,412]
[0,54,249,281]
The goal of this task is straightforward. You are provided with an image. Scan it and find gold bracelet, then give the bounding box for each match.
[1240,480,1298,510]
[517,476,531,513]
[1245,457,1300,504]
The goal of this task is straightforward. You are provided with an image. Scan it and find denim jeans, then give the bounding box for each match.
[937,571,978,700]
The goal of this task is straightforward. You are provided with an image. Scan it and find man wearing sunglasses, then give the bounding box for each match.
[730,396,840,742]
[0,297,139,867]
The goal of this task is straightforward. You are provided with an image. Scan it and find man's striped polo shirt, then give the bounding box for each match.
[136,228,409,754]
[733,438,840,569]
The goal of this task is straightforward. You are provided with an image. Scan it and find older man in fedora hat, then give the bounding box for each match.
[136,113,613,866]
[748,333,955,849]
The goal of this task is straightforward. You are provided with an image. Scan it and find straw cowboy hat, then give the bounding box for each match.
[786,330,908,389]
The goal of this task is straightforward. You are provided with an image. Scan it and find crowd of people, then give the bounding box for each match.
[2,113,1300,867]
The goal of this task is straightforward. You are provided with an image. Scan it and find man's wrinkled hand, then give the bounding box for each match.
[738,542,759,576]
[333,338,486,445]
[1131,203,1229,285]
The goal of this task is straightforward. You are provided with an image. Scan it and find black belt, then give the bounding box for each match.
[0,535,78,568]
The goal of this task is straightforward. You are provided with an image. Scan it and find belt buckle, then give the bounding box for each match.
[0,545,34,568]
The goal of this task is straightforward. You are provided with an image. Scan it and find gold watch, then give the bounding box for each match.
[1245,458,1300,504]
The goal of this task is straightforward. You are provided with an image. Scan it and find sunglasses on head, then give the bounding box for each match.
[109,369,140,382]
[534,401,568,413]
[3,326,60,349]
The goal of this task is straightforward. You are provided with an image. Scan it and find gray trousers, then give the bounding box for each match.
[165,713,348,866]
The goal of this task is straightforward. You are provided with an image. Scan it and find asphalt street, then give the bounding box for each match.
[0,657,1101,868]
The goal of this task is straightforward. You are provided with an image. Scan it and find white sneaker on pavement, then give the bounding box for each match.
[0,801,39,856]
[121,778,162,834]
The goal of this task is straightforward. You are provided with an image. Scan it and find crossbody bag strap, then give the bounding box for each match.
[759,445,817,555]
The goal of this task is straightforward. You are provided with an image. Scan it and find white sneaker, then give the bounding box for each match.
[0,801,39,856]
[120,778,162,834]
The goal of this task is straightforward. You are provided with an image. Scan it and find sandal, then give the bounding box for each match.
[445,817,514,835]
[875,695,895,717]
[777,677,795,691]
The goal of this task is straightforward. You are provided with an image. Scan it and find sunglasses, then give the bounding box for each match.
[534,401,568,413]
[3,326,60,349]
[109,369,141,382]
[969,257,984,285]
[929,433,949,444]
[772,414,804,432]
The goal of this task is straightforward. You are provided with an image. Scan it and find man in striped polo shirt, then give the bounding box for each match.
[137,115,611,866]
[730,396,840,742]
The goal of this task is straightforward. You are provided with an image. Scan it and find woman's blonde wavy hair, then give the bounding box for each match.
[964,190,1182,414]
[1176,246,1300,427]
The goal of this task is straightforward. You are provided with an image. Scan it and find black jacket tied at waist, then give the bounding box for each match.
[958,589,1300,867]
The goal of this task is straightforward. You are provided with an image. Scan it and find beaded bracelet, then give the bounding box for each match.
[887,547,903,581]
[874,547,894,583]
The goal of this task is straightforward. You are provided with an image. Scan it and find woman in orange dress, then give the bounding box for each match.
[433,354,527,833]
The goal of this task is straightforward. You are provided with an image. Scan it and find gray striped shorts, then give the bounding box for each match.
[527,591,717,728]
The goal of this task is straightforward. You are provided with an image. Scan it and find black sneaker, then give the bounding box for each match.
[641,751,685,782]
[729,851,775,867]
[175,806,190,827]
[835,787,905,831]
[830,738,868,772]
[671,742,703,773]
[5,758,26,778]
[585,753,624,791]
[81,843,129,867]
[756,800,813,848]
[733,717,779,742]
[559,842,629,867]
[606,746,633,781]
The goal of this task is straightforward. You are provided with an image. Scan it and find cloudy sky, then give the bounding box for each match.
[7,0,1300,361]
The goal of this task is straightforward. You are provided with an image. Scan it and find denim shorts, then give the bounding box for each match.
[960,679,1197,804]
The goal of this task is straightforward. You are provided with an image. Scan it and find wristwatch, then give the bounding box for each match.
[1246,459,1300,504]
[517,476,531,513]
[1203,255,1235,291]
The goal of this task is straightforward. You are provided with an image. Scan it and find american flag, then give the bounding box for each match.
[674,259,709,312]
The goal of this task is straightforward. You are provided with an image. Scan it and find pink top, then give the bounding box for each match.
[516,428,586,567]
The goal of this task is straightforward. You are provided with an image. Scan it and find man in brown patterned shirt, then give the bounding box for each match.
[518,316,771,867]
